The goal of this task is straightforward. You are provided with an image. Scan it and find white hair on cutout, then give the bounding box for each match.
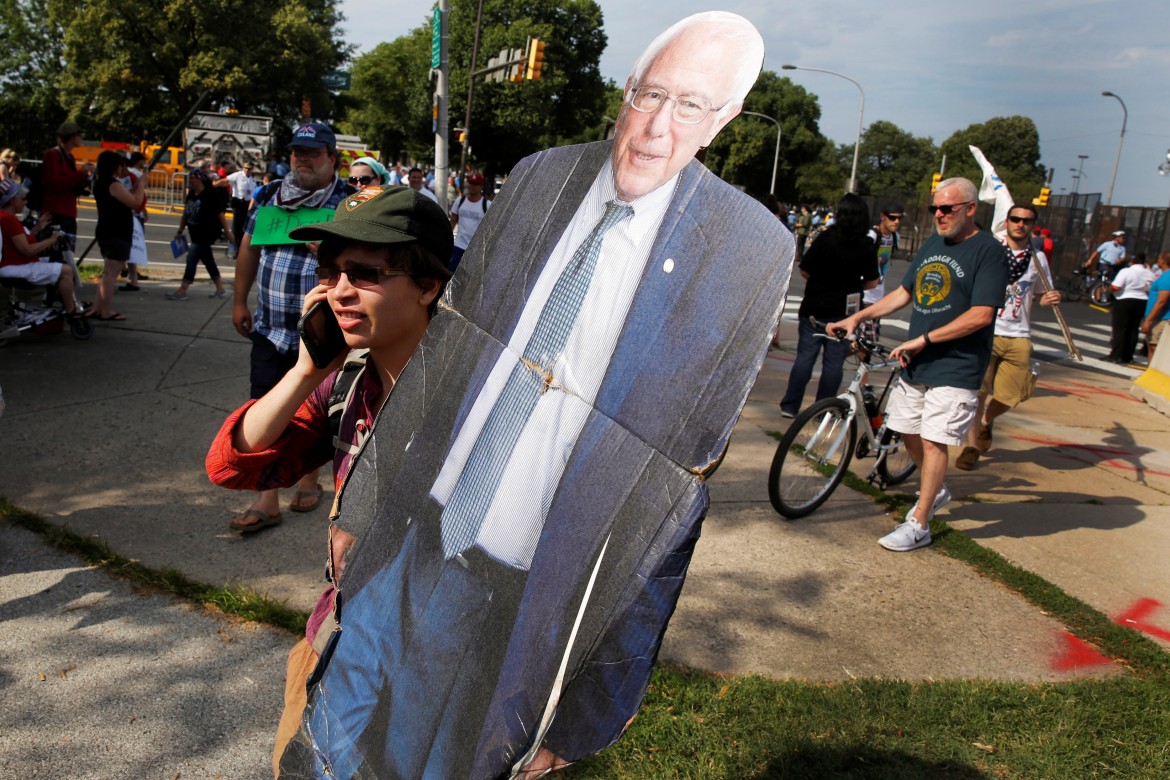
[627,11,765,117]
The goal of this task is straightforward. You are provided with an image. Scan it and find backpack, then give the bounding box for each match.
[327,349,371,453]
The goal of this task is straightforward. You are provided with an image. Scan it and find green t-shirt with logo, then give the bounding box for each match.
[899,230,1008,390]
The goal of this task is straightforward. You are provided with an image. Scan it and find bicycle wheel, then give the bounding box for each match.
[876,427,916,486]
[768,397,856,519]
[1059,276,1084,302]
[1090,282,1113,306]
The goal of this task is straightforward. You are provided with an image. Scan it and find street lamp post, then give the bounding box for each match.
[741,110,781,196]
[1073,154,1088,196]
[782,64,865,194]
[1102,91,1127,205]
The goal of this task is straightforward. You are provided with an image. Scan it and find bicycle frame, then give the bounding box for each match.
[812,329,907,486]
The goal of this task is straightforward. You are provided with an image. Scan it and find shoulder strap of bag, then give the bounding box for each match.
[328,349,371,453]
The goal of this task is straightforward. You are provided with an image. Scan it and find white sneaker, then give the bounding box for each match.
[878,517,932,551]
[915,484,952,519]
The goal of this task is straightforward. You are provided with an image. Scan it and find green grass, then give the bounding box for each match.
[76,261,103,282]
[6,476,1170,778]
[563,667,1170,778]
[1,497,306,635]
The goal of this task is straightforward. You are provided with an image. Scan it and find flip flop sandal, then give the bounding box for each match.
[290,484,324,513]
[228,508,283,534]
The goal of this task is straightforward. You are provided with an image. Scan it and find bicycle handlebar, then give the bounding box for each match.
[808,317,891,360]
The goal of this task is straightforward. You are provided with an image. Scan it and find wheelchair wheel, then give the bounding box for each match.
[69,314,94,340]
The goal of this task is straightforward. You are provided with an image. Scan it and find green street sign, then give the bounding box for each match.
[432,6,441,69]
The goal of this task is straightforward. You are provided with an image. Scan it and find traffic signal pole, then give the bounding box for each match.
[459,0,486,184]
[433,0,450,212]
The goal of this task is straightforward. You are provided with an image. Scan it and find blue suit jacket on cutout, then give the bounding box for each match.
[288,140,794,778]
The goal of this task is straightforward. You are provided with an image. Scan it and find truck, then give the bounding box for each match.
[334,133,381,179]
[183,112,273,172]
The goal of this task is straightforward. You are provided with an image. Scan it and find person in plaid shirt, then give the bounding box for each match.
[228,122,352,533]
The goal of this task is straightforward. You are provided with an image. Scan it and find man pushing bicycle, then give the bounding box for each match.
[827,178,1007,552]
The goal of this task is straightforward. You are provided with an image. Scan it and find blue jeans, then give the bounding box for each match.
[780,317,850,414]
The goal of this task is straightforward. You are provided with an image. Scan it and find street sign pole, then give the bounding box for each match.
[433,1,449,212]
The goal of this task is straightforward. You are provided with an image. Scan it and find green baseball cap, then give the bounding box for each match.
[289,185,453,261]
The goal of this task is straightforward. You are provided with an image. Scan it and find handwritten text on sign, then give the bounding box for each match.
[251,206,335,246]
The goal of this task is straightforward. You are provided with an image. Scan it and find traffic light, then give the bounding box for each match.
[1032,186,1051,207]
[526,38,546,81]
[930,173,941,193]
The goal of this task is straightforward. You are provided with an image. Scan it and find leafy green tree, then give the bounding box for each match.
[851,120,937,197]
[447,0,607,180]
[704,72,827,203]
[343,0,608,179]
[42,0,349,140]
[0,0,68,155]
[342,27,434,164]
[937,116,1046,197]
[795,139,850,206]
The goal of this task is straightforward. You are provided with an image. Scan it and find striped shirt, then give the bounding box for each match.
[429,159,677,569]
[245,178,349,353]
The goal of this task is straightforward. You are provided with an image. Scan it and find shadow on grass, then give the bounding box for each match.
[751,744,988,779]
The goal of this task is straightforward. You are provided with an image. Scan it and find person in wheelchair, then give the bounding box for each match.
[0,178,83,320]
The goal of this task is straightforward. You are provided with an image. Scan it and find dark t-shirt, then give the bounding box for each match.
[94,177,133,242]
[797,227,880,320]
[899,230,1008,390]
[185,189,226,245]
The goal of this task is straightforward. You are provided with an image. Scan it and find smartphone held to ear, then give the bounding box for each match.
[298,301,347,369]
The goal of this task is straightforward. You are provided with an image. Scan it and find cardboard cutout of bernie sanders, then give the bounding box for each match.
[279,11,795,779]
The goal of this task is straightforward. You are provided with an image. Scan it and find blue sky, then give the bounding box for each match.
[338,0,1170,207]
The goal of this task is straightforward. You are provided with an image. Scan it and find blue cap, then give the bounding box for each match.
[288,122,336,151]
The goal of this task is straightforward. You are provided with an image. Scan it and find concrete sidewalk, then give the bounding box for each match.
[2,270,1169,773]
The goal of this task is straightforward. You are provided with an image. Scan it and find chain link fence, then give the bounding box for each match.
[864,190,1169,280]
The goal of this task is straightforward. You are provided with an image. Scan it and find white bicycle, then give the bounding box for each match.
[768,320,916,519]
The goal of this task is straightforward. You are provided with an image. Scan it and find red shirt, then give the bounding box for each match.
[40,145,90,219]
[206,360,382,643]
[0,210,37,267]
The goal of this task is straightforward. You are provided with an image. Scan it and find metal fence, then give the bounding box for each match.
[145,170,188,213]
[866,189,1169,278]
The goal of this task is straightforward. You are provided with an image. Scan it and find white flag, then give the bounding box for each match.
[968,145,1014,240]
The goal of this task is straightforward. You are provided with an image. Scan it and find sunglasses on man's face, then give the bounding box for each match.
[348,175,376,186]
[928,202,972,216]
[1006,215,1036,225]
[884,213,904,221]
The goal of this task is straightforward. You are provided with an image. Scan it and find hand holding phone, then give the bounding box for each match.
[298,300,347,369]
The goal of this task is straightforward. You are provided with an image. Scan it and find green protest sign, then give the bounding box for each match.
[250,206,335,246]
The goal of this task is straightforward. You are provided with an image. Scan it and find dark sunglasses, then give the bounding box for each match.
[316,266,410,288]
[348,175,377,186]
[928,201,972,216]
[884,213,904,221]
[1006,215,1036,225]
